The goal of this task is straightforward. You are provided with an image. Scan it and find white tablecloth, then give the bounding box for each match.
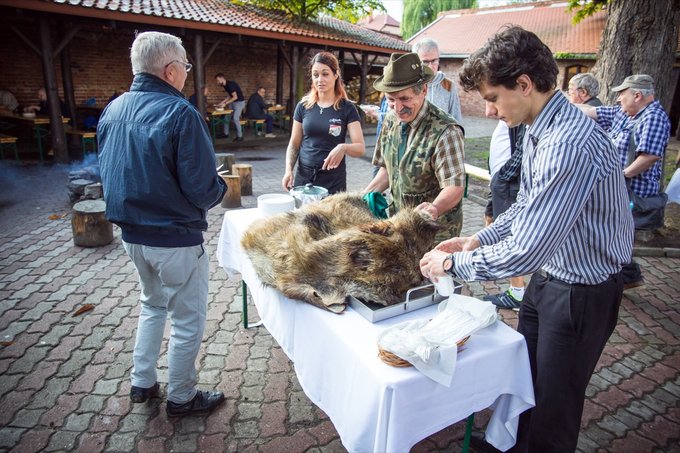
[217,209,535,452]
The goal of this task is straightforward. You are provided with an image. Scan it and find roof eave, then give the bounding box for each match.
[0,0,404,54]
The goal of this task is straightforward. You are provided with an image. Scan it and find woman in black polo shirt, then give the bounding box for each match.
[282,51,365,194]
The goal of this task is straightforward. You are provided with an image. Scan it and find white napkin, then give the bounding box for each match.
[433,275,457,296]
[377,294,497,386]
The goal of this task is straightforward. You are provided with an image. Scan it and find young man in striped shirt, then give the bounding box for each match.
[420,26,633,452]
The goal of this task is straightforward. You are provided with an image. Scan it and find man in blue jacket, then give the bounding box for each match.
[98,31,227,418]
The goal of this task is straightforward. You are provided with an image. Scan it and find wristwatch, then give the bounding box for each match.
[442,254,456,276]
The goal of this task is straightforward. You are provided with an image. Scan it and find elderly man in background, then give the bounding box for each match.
[578,74,671,290]
[98,31,227,418]
[567,72,602,106]
[363,53,465,242]
[412,38,463,124]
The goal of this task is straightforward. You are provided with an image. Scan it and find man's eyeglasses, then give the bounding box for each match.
[422,58,439,66]
[165,60,192,73]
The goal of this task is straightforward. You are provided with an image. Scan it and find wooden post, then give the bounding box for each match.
[215,153,235,173]
[39,15,67,163]
[220,172,241,208]
[232,163,252,196]
[72,200,113,247]
[193,34,206,120]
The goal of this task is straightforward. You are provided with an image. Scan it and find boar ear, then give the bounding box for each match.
[359,220,393,236]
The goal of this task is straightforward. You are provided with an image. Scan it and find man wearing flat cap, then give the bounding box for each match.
[579,74,670,289]
[363,52,465,242]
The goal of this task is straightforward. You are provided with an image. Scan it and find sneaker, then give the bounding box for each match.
[130,382,160,403]
[484,290,522,311]
[166,390,225,418]
[265,133,277,138]
[233,136,244,142]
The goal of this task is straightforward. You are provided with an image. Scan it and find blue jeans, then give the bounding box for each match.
[123,242,209,404]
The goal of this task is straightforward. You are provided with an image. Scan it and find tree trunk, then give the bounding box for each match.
[593,0,680,110]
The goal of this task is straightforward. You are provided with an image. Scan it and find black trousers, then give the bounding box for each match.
[511,271,623,452]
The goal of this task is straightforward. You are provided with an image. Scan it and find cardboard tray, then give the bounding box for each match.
[347,281,462,323]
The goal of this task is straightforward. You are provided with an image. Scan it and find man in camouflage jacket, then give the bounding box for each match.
[363,52,465,243]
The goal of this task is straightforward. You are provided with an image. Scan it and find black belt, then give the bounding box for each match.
[536,269,619,285]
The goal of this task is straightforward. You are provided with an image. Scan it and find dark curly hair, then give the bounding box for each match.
[459,25,558,93]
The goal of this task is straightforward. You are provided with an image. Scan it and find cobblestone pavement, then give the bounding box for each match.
[0,130,679,453]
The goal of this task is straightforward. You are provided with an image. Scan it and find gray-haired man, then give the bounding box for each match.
[567,72,602,106]
[412,38,463,123]
[98,31,227,417]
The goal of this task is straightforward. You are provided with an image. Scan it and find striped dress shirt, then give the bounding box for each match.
[454,92,633,285]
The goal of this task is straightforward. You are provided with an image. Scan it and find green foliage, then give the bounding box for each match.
[567,0,609,24]
[401,0,477,40]
[237,0,384,23]
[554,52,596,60]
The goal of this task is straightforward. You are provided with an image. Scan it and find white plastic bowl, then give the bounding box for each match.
[257,194,295,216]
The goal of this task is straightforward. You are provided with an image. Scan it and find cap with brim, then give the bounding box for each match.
[374,53,435,93]
[611,74,654,92]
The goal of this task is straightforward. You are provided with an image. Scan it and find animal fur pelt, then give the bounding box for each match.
[241,193,441,313]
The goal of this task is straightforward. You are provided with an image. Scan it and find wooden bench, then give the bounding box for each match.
[67,129,97,155]
[0,134,19,160]
[247,119,265,136]
[463,164,491,199]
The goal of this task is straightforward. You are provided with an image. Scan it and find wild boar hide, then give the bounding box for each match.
[241,193,441,313]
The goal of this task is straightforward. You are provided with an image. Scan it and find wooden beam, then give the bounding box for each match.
[359,53,368,105]
[276,45,284,105]
[203,38,222,65]
[52,24,81,58]
[349,51,361,67]
[280,43,293,69]
[60,37,79,149]
[6,20,41,56]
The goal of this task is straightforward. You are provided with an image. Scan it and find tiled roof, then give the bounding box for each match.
[2,0,409,52]
[357,13,402,38]
[408,1,606,56]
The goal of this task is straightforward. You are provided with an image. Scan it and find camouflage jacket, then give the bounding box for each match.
[374,101,465,239]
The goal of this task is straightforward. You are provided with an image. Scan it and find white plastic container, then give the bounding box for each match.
[257,194,295,216]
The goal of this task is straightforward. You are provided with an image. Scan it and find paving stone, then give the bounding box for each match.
[44,430,79,452]
[26,377,71,409]
[103,432,136,452]
[78,395,107,413]
[64,412,94,432]
[237,401,262,421]
[168,433,200,453]
[93,379,120,396]
[233,420,259,439]
[11,408,44,429]
[56,349,96,377]
[0,427,25,449]
[39,324,72,347]
[119,413,152,433]
[8,345,49,374]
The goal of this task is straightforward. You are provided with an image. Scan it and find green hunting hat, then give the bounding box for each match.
[611,74,654,92]
[373,53,434,93]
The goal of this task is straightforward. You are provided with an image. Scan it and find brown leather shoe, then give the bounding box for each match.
[166,390,225,417]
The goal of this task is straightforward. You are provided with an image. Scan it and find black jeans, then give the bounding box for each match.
[511,270,623,452]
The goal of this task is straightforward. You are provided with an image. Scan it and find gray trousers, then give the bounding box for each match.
[123,241,208,404]
[226,100,246,138]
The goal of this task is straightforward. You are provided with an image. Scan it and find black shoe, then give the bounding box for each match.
[130,382,160,403]
[469,431,502,453]
[166,390,225,417]
[483,290,521,311]
[233,136,244,142]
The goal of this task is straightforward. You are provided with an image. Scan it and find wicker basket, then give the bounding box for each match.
[378,336,470,368]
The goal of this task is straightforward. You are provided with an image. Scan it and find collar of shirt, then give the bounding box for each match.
[526,91,565,149]
[631,99,662,123]
[402,100,431,131]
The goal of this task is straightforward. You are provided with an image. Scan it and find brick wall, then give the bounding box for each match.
[0,21,291,111]
[440,59,596,118]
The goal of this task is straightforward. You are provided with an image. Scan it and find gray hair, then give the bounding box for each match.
[412,38,439,55]
[569,73,600,97]
[412,83,425,95]
[130,31,186,77]
[632,88,655,97]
